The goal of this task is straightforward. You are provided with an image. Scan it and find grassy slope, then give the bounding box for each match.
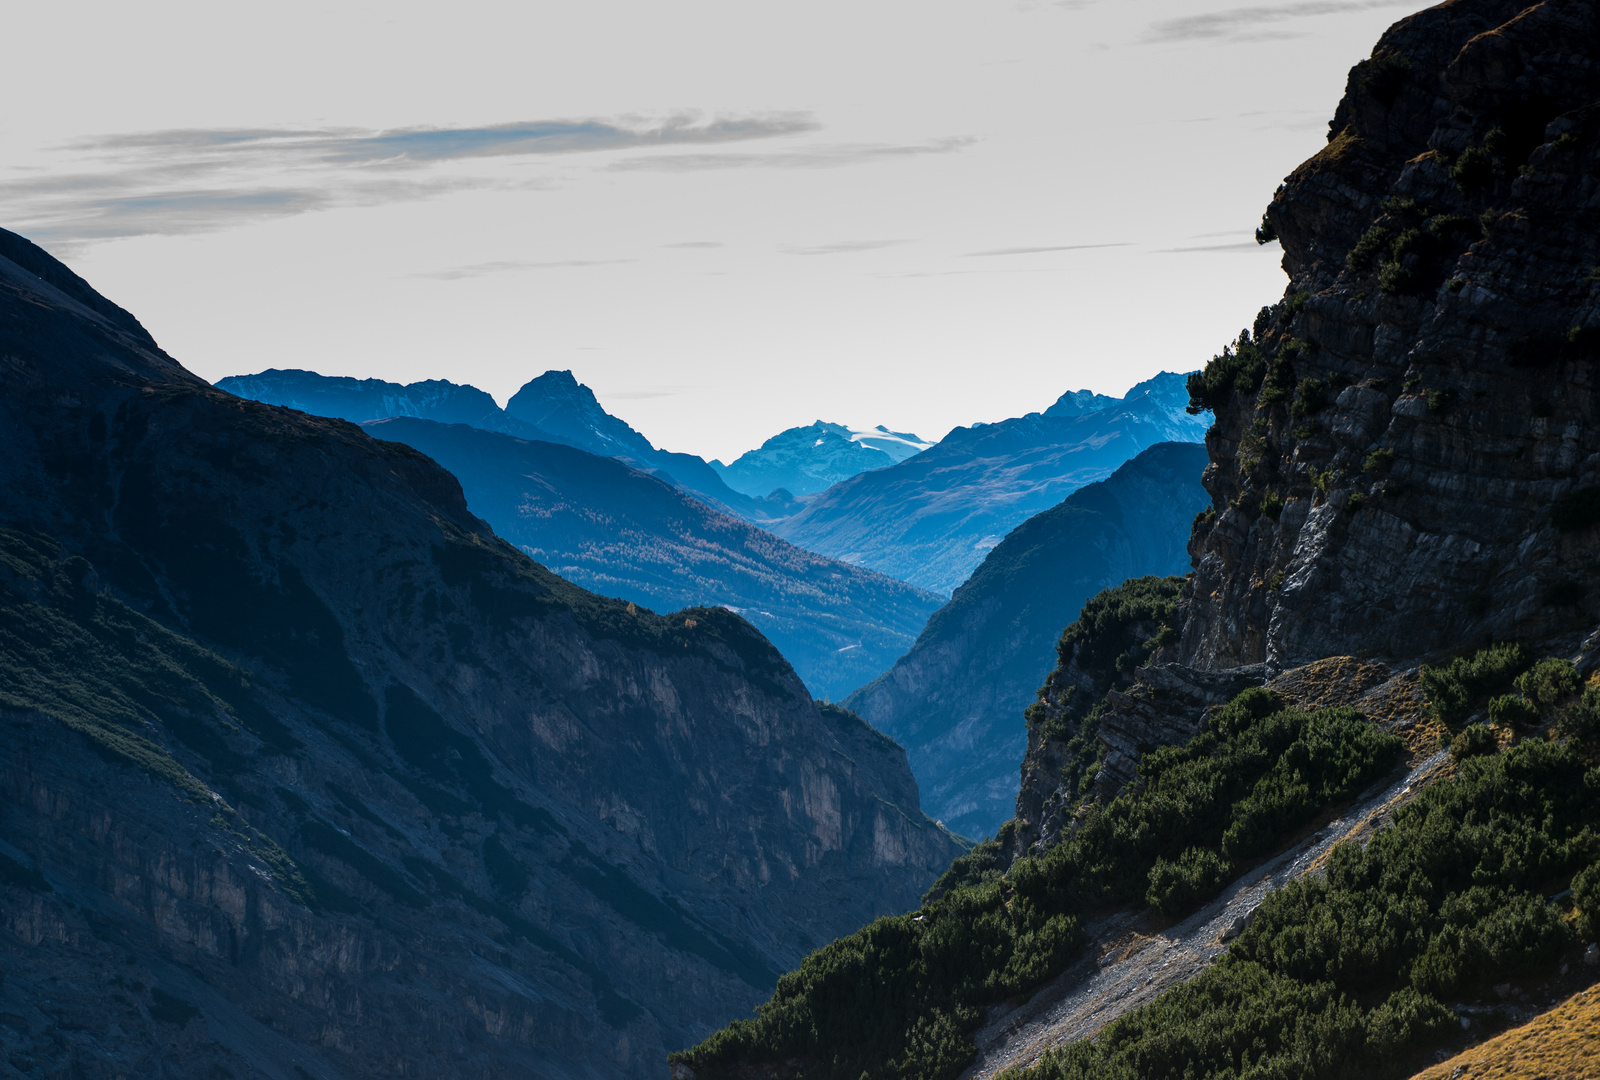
[1409,984,1600,1080]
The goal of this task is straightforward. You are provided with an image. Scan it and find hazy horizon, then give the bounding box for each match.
[4,0,1430,461]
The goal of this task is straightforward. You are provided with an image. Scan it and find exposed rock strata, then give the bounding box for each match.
[1177,0,1600,671]
[1010,664,1265,857]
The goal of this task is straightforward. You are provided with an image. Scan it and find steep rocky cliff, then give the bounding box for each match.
[674,4,1600,1077]
[1008,0,1600,860]
[0,227,963,1078]
[843,443,1208,841]
[1178,0,1600,671]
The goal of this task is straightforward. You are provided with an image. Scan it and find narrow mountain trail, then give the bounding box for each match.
[964,747,1451,1079]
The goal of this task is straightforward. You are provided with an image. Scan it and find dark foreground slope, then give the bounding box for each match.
[770,374,1203,595]
[363,417,944,701]
[843,443,1208,840]
[0,228,963,1079]
[676,3,1600,1078]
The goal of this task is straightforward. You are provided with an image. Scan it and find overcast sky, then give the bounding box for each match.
[4,0,1427,462]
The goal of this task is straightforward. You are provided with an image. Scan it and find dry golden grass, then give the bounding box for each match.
[1410,984,1600,1080]
[1266,656,1447,758]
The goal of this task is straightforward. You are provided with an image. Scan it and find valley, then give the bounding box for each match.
[7,0,1600,1077]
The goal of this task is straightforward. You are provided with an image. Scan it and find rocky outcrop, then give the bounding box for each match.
[1177,0,1600,672]
[0,228,964,1079]
[1008,0,1600,847]
[1010,663,1265,858]
[844,443,1208,840]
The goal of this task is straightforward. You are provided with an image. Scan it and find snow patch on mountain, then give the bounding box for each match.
[713,420,932,498]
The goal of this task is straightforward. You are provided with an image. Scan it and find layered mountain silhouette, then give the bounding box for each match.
[769,373,1206,595]
[218,367,785,521]
[0,228,963,1078]
[363,417,944,700]
[712,421,931,498]
[843,442,1209,839]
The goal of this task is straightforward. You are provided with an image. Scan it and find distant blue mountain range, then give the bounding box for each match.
[843,441,1210,839]
[768,372,1206,595]
[712,422,932,498]
[217,368,791,522]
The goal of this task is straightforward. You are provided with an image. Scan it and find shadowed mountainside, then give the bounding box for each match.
[0,226,964,1079]
[362,416,945,701]
[843,442,1209,841]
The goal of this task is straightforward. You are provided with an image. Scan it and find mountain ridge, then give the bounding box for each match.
[362,415,945,700]
[0,226,965,1078]
[843,441,1209,840]
[769,373,1206,595]
[218,366,784,523]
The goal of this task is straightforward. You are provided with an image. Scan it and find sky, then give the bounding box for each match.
[2,0,1430,463]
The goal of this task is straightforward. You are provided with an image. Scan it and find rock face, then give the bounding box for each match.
[1006,0,1600,854]
[843,442,1209,841]
[1177,0,1600,672]
[770,373,1206,595]
[1011,663,1267,859]
[0,228,964,1079]
[712,421,931,499]
[360,416,944,701]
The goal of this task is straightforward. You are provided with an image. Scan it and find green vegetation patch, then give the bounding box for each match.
[1187,330,1268,414]
[0,528,277,802]
[1005,737,1600,1080]
[1354,52,1410,106]
[1025,576,1188,801]
[674,688,1402,1080]
[1419,642,1530,725]
[1343,201,1478,294]
[1058,575,1185,682]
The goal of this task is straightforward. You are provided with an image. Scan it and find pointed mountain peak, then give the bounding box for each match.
[505,369,655,459]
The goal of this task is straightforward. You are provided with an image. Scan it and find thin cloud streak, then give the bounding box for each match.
[606,387,688,400]
[1152,241,1272,253]
[411,258,637,280]
[608,137,974,172]
[783,239,910,256]
[1143,0,1417,44]
[965,242,1133,256]
[68,114,820,166]
[11,112,822,246]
